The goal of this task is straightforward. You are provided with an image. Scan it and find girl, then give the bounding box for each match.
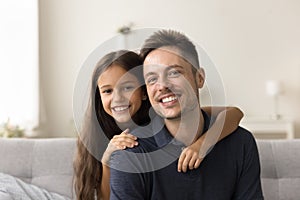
[73,50,243,200]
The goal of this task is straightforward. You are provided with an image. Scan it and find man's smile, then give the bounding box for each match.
[161,95,178,103]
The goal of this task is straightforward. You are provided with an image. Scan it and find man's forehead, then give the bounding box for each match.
[143,48,196,75]
[143,47,185,66]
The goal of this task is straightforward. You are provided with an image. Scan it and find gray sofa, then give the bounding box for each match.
[0,138,76,199]
[257,139,300,200]
[0,138,300,200]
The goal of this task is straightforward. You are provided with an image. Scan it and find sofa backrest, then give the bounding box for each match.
[257,139,300,200]
[0,138,76,199]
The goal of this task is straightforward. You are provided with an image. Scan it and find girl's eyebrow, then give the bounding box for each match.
[99,80,137,90]
[118,80,137,85]
[99,85,111,90]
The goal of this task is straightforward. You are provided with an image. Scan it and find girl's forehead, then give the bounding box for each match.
[97,64,139,86]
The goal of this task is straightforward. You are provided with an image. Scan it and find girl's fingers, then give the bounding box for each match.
[111,140,138,148]
[112,137,138,144]
[178,148,205,172]
[111,135,138,149]
[117,140,138,148]
[188,154,198,170]
[112,133,137,143]
[177,151,186,172]
[194,158,202,169]
[181,153,192,173]
[114,132,137,140]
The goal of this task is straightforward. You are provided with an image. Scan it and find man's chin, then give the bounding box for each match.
[162,113,181,120]
[165,116,181,121]
[161,108,199,121]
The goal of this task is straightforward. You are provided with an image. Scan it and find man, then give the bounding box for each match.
[109,29,263,200]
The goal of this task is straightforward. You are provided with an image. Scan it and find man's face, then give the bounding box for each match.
[143,48,204,120]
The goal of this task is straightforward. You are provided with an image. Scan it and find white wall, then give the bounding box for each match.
[39,0,300,137]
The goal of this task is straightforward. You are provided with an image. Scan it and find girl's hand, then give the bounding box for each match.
[177,140,206,173]
[102,129,138,165]
[109,129,138,150]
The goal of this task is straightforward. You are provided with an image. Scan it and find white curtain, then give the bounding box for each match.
[0,0,39,130]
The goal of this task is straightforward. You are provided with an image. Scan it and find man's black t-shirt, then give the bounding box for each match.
[109,111,264,200]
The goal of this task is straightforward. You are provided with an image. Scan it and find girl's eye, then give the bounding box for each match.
[168,70,180,77]
[122,85,135,91]
[102,89,112,94]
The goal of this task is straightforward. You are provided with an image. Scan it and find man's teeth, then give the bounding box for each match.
[113,106,129,111]
[162,96,178,103]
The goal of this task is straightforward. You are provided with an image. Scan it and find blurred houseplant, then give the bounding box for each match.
[0,119,24,138]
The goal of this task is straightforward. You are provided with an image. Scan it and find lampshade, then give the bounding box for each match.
[266,80,281,96]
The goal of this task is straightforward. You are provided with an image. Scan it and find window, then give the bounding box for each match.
[0,0,39,130]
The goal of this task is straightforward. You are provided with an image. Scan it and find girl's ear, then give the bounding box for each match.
[195,67,205,88]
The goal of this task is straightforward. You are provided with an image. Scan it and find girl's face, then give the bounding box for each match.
[97,64,144,124]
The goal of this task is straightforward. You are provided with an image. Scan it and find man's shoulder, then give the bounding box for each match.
[232,126,256,142]
[221,126,259,152]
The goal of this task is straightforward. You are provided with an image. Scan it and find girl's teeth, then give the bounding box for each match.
[162,96,177,103]
[114,106,128,111]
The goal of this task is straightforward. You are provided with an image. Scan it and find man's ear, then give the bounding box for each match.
[195,68,205,88]
[142,93,148,100]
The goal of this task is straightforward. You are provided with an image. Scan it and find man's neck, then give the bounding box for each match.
[165,108,204,146]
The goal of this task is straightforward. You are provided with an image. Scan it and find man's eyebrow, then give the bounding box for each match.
[144,65,184,78]
[166,64,184,70]
[144,71,157,78]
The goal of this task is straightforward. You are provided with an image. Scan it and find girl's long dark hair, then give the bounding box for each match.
[73,50,151,199]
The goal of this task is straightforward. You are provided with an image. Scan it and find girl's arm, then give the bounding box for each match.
[177,106,244,172]
[101,165,110,200]
[101,129,138,200]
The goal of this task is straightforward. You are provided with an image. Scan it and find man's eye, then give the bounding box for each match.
[146,77,157,85]
[168,70,180,77]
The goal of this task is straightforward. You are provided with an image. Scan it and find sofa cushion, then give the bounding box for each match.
[0,138,76,198]
[0,172,70,200]
[257,139,300,200]
[0,138,34,182]
[0,191,12,200]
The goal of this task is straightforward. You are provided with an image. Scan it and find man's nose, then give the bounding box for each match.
[156,77,172,91]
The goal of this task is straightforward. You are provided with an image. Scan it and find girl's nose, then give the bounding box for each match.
[112,90,124,102]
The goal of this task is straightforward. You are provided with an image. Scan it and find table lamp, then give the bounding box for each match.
[265,80,282,120]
